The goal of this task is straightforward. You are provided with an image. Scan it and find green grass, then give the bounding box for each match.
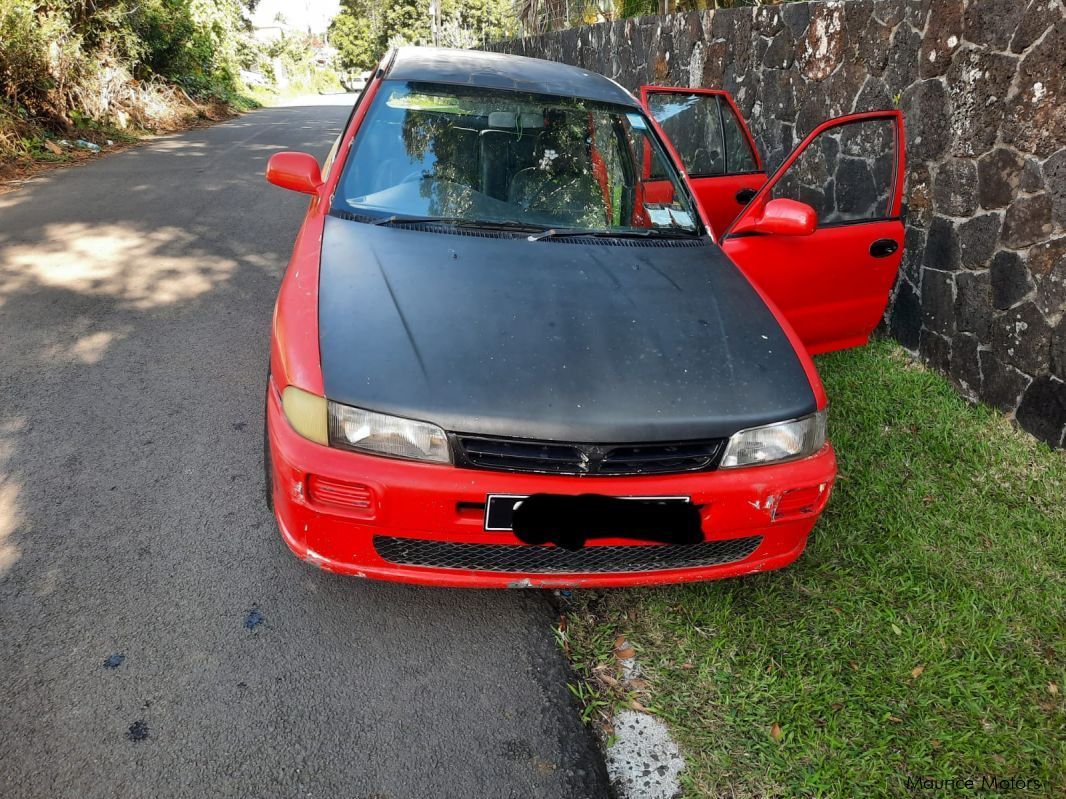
[564,340,1065,798]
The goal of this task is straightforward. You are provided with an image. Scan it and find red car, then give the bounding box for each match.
[264,47,905,588]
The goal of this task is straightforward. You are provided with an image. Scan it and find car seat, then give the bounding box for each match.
[508,128,606,227]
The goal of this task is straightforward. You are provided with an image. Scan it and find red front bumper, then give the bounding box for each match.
[266,384,836,588]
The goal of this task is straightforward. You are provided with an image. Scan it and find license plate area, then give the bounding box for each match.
[485,493,691,533]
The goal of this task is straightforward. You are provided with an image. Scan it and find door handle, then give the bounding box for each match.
[735,187,758,204]
[870,238,899,258]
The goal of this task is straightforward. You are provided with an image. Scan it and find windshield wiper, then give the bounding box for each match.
[526,227,698,242]
[371,214,464,226]
[369,215,547,233]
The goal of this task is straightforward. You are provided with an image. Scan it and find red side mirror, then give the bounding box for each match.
[731,198,816,236]
[266,152,323,194]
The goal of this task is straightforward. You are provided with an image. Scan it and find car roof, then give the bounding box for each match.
[384,47,639,108]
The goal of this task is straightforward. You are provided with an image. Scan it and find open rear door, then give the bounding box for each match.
[641,86,766,238]
[720,110,906,355]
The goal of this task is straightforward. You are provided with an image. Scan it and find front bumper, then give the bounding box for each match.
[266,383,836,588]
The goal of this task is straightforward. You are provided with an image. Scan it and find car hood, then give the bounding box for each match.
[318,214,816,442]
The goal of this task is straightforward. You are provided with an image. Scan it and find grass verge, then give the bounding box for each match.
[564,340,1065,797]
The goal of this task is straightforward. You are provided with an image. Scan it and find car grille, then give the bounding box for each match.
[373,535,762,574]
[452,434,726,476]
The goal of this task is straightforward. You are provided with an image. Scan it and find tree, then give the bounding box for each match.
[329,7,378,72]
[329,0,518,71]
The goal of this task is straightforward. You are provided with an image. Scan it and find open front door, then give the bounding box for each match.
[720,110,906,355]
[640,86,766,238]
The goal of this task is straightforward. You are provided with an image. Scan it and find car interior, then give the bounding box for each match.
[339,86,692,231]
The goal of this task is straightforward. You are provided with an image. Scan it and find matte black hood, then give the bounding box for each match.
[318,215,816,442]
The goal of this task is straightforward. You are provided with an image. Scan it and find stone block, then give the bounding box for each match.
[764,29,795,70]
[919,0,963,78]
[923,217,961,271]
[990,250,1035,310]
[1011,0,1059,54]
[1020,159,1045,193]
[921,267,956,335]
[857,15,893,76]
[920,328,953,373]
[978,350,1032,412]
[950,331,982,393]
[933,159,979,216]
[1053,317,1066,375]
[957,213,1001,270]
[906,161,933,229]
[854,75,892,112]
[977,148,1025,210]
[963,0,1024,50]
[781,1,810,38]
[1003,18,1066,157]
[902,225,927,285]
[991,301,1053,376]
[885,24,921,92]
[901,79,950,161]
[1028,237,1066,319]
[1001,193,1055,249]
[1043,148,1066,230]
[798,1,846,81]
[955,270,993,339]
[1016,376,1066,446]
[890,276,922,350]
[945,50,1017,158]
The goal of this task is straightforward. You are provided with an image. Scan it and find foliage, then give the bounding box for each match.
[330,0,519,73]
[0,0,338,164]
[0,0,260,134]
[329,6,378,73]
[563,340,1066,797]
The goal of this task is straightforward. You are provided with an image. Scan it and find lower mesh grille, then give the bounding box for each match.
[373,535,762,574]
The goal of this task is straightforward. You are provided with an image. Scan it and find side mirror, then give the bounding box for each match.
[266,152,323,194]
[731,197,816,236]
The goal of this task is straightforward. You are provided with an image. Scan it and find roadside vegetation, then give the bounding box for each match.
[329,0,519,75]
[0,0,336,181]
[563,340,1065,797]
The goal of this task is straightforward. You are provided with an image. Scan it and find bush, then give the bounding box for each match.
[0,1,92,128]
[0,0,256,139]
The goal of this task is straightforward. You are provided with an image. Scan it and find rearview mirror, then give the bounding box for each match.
[266,152,323,194]
[731,198,816,236]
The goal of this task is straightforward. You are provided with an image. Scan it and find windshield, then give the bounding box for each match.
[334,81,701,236]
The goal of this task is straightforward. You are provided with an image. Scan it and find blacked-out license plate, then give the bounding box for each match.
[484,493,690,532]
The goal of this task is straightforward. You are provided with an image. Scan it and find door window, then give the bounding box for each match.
[768,117,897,226]
[722,105,758,173]
[644,92,759,177]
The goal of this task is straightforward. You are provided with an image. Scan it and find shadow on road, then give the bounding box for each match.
[0,105,609,799]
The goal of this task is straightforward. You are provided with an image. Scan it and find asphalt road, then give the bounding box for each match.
[0,96,610,798]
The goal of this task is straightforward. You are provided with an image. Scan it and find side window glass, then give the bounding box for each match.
[770,118,896,226]
[646,93,725,177]
[636,138,670,181]
[721,103,758,173]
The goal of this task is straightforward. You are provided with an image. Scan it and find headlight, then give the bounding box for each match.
[720,410,827,468]
[328,402,450,464]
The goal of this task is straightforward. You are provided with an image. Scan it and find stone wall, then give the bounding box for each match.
[489,0,1066,447]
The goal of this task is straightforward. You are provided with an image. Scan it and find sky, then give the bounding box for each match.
[251,0,342,33]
